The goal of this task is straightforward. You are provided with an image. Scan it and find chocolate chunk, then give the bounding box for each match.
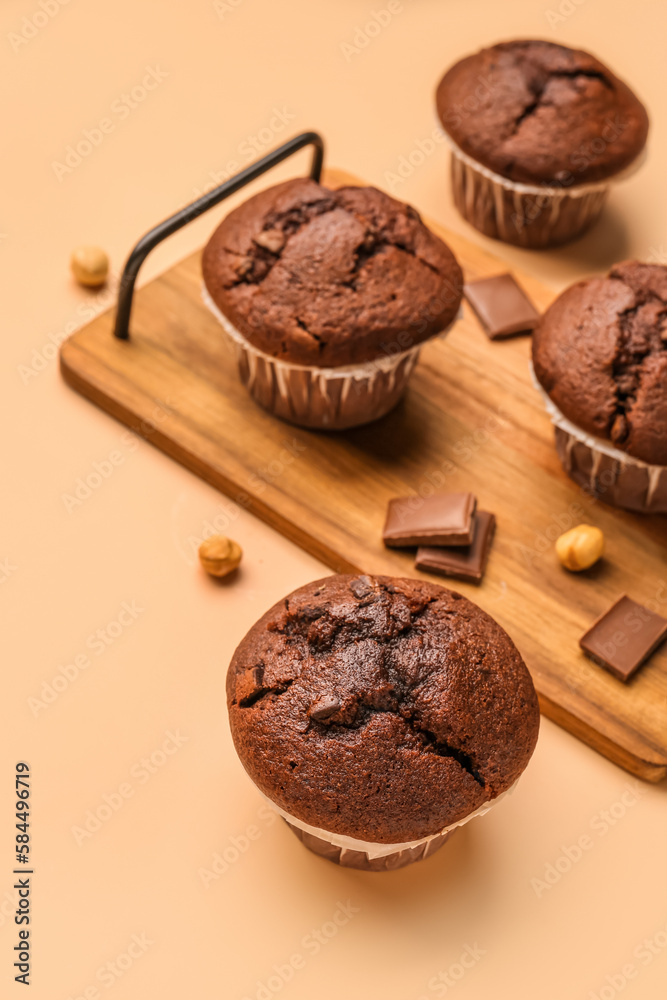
[308,694,341,721]
[579,595,667,682]
[253,228,286,254]
[415,512,496,584]
[349,575,374,599]
[234,257,254,278]
[235,665,265,705]
[383,493,477,548]
[464,274,540,339]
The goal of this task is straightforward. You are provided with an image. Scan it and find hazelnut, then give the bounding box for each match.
[198,535,242,578]
[71,246,109,287]
[555,524,604,572]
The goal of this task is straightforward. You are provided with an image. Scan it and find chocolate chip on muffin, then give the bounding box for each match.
[203,178,463,368]
[227,574,540,846]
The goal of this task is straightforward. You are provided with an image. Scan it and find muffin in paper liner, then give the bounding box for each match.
[227,575,539,873]
[446,134,645,250]
[202,285,456,431]
[262,783,517,871]
[531,364,667,514]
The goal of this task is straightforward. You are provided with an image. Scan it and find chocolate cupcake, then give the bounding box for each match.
[436,40,648,248]
[227,574,540,870]
[532,261,667,513]
[202,179,463,429]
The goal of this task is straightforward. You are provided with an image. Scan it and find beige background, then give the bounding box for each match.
[2,0,667,997]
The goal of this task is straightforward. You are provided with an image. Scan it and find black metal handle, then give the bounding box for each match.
[113,131,325,340]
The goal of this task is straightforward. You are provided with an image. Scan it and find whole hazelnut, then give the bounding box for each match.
[71,245,109,287]
[198,535,242,578]
[555,524,604,572]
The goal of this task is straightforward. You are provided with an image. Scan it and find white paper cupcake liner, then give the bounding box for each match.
[531,364,667,513]
[260,781,517,870]
[202,285,456,431]
[444,133,645,249]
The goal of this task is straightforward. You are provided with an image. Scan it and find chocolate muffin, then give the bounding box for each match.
[437,40,648,186]
[532,261,667,513]
[202,179,463,429]
[227,574,540,868]
[435,40,648,247]
[204,178,461,367]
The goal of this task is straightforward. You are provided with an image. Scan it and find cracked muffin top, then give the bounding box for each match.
[436,40,648,185]
[202,178,463,367]
[226,574,539,843]
[533,261,667,466]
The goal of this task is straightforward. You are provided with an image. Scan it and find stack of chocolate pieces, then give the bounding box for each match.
[382,492,495,584]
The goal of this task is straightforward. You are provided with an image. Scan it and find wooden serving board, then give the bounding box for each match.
[60,168,667,781]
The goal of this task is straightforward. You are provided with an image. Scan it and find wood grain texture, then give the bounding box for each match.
[60,167,667,781]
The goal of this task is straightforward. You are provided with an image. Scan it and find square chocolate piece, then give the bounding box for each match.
[382,492,476,548]
[579,595,667,682]
[464,273,540,339]
[415,511,496,584]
